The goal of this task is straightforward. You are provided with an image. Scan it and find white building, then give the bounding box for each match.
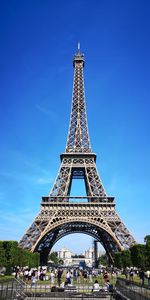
[57,247,74,266]
[57,247,95,267]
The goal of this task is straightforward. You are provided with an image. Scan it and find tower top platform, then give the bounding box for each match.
[73,42,85,67]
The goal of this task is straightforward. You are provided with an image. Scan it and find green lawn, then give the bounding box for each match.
[37,273,117,286]
[0,275,14,281]
[0,273,149,288]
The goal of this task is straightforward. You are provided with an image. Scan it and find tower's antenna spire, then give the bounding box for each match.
[78,42,80,53]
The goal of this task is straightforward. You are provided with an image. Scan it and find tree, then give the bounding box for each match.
[121,250,132,268]
[48,252,64,265]
[114,250,132,269]
[144,235,150,246]
[48,252,59,264]
[0,241,6,267]
[9,241,19,267]
[2,241,19,274]
[17,248,40,268]
[144,235,150,269]
[114,252,123,269]
[130,244,147,270]
[0,241,40,273]
[98,254,108,266]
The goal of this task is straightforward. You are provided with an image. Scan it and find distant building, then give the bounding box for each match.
[58,247,74,262]
[57,247,97,267]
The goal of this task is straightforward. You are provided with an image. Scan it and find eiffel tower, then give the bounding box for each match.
[19,45,136,264]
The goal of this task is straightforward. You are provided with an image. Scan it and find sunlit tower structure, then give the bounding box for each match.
[19,45,136,264]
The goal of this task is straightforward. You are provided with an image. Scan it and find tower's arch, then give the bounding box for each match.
[31,217,123,265]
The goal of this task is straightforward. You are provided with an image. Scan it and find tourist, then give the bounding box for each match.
[28,269,32,281]
[57,268,63,286]
[24,268,29,281]
[83,269,88,281]
[104,279,113,292]
[50,269,55,285]
[31,274,37,288]
[65,270,71,285]
[129,269,134,283]
[77,269,81,283]
[39,269,44,280]
[89,269,93,282]
[146,270,150,287]
[70,270,73,285]
[139,270,145,286]
[103,271,109,283]
[37,268,40,280]
[15,268,19,279]
[43,268,46,280]
[92,280,100,292]
[73,268,78,281]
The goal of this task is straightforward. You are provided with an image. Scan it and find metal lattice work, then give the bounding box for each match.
[49,155,106,197]
[19,201,135,264]
[19,46,136,264]
[66,48,91,153]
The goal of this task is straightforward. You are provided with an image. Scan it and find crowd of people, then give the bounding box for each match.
[13,266,116,291]
[13,266,150,289]
[14,267,48,287]
[123,268,150,286]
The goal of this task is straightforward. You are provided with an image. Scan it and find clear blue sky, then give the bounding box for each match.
[0,0,150,254]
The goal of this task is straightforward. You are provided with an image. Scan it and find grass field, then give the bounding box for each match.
[0,273,149,288]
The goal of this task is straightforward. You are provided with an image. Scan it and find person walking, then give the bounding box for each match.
[146,270,150,287]
[129,269,134,283]
[103,271,109,283]
[73,269,78,282]
[65,270,71,285]
[139,270,145,286]
[50,269,55,286]
[57,268,63,287]
[31,275,36,288]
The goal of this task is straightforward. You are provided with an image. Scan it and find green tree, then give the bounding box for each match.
[144,235,150,268]
[17,247,26,267]
[114,252,123,269]
[0,241,6,267]
[3,241,11,265]
[9,241,19,267]
[48,252,59,264]
[16,247,40,268]
[2,241,18,273]
[130,244,147,270]
[98,254,108,266]
[0,241,40,272]
[29,252,40,268]
[144,235,150,246]
[121,250,132,268]
[48,252,64,265]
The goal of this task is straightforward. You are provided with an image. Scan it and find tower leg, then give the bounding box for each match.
[40,248,49,266]
[94,240,98,268]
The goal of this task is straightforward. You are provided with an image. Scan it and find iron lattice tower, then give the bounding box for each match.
[19,46,136,264]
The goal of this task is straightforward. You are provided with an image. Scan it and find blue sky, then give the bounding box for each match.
[0,0,150,254]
